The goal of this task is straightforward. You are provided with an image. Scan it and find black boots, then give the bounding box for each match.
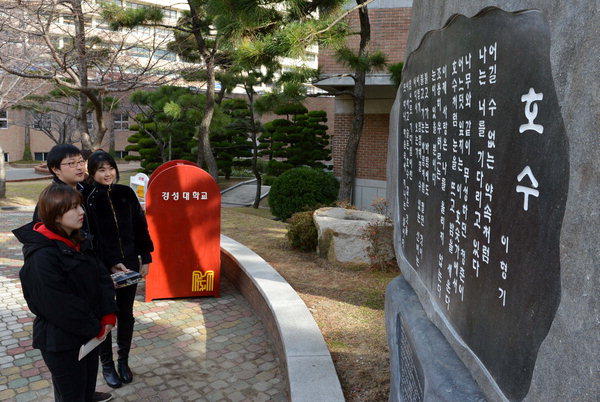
[102,360,133,387]
[117,359,133,384]
[101,361,122,389]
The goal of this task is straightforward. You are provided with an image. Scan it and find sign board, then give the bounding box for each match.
[395,8,568,400]
[145,163,221,301]
[129,172,149,209]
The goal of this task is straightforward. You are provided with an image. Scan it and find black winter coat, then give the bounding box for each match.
[13,223,117,352]
[83,183,154,271]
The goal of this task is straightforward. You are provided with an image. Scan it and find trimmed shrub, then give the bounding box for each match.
[269,167,339,220]
[262,175,277,186]
[286,211,318,251]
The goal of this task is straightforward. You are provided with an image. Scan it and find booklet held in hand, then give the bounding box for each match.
[111,270,142,288]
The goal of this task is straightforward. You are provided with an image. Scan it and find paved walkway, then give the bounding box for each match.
[0,211,287,401]
[220,180,270,208]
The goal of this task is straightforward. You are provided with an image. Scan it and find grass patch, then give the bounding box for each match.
[229,206,274,219]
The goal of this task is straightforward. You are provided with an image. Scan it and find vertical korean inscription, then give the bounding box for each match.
[396,9,568,400]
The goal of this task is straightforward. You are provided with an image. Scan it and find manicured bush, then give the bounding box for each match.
[262,175,277,186]
[269,167,339,220]
[286,211,318,251]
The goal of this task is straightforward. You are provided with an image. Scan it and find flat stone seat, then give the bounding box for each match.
[313,207,390,266]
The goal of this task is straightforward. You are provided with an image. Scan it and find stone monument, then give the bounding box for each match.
[386,3,599,402]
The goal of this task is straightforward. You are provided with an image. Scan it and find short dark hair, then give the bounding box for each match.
[37,184,84,243]
[47,144,82,178]
[87,150,120,183]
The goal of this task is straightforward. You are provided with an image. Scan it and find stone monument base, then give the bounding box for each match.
[385,275,486,402]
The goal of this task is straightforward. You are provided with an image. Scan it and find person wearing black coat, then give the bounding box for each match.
[14,184,117,402]
[84,151,154,389]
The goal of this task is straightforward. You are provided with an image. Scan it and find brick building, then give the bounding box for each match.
[315,0,412,209]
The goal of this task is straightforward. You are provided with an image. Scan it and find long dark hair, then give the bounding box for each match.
[37,184,84,243]
[86,150,120,184]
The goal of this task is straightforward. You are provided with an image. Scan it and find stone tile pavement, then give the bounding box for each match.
[0,210,287,402]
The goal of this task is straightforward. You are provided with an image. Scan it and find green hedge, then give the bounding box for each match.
[269,167,339,220]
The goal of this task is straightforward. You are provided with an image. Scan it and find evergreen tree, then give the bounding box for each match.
[262,107,330,176]
[126,86,201,173]
[292,110,331,169]
[212,98,252,179]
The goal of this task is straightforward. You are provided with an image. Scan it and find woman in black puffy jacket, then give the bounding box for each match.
[83,151,154,389]
[14,184,117,401]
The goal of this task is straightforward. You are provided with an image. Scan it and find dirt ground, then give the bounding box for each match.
[221,208,398,402]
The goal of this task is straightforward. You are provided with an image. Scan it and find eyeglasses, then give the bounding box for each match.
[60,160,86,168]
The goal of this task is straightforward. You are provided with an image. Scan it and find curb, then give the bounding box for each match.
[220,235,345,402]
[219,178,258,194]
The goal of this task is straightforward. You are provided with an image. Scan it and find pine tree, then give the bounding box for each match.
[127,86,202,173]
[212,98,252,179]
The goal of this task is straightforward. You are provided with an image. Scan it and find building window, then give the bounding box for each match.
[163,9,177,21]
[3,153,9,163]
[115,150,128,159]
[127,2,148,10]
[33,113,52,130]
[113,112,129,130]
[129,46,150,58]
[62,14,75,25]
[154,49,177,61]
[0,109,7,129]
[34,152,49,161]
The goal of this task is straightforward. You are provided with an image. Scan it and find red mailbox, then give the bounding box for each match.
[145,162,221,301]
[148,159,199,187]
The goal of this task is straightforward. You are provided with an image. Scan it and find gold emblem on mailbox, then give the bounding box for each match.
[192,270,214,292]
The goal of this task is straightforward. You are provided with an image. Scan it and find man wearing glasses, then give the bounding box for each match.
[33,144,90,224]
[47,144,88,189]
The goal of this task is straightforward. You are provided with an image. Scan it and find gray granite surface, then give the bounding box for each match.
[386,2,599,401]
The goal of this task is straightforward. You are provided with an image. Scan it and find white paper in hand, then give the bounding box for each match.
[78,325,113,361]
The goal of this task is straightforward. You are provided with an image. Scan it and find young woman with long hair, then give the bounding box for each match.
[84,151,154,388]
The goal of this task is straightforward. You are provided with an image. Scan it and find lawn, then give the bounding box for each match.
[1,173,395,401]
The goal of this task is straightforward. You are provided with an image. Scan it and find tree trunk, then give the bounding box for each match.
[78,92,92,150]
[247,90,262,208]
[72,0,93,151]
[188,0,218,181]
[0,145,5,199]
[90,93,107,149]
[196,128,206,167]
[198,59,219,181]
[109,125,115,155]
[22,124,32,160]
[337,2,371,203]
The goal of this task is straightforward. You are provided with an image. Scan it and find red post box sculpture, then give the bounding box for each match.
[145,162,221,301]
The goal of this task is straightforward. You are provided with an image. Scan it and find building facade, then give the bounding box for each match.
[0,0,188,162]
[316,0,412,210]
